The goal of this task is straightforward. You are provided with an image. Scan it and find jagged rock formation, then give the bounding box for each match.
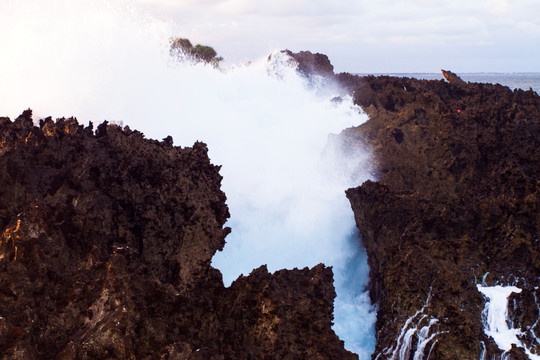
[4,48,539,359]
[285,50,334,78]
[288,50,540,359]
[441,69,466,85]
[340,74,540,359]
[0,111,356,359]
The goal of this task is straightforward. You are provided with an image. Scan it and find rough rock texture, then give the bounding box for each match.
[285,50,335,79]
[0,111,356,359]
[441,69,467,86]
[338,74,540,359]
[283,49,540,358]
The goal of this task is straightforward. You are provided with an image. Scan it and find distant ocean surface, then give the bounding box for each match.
[358,73,540,94]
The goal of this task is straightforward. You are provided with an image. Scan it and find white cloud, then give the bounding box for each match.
[486,0,510,15]
[144,0,537,71]
[5,0,539,73]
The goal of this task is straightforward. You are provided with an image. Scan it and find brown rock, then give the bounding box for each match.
[0,112,356,359]
[284,50,335,78]
[338,73,540,359]
[441,69,466,85]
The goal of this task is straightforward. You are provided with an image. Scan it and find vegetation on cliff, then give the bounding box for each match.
[169,37,223,65]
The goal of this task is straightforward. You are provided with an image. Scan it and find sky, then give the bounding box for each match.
[1,0,539,73]
[133,0,540,73]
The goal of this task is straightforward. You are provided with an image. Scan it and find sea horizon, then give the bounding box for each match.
[355,72,540,93]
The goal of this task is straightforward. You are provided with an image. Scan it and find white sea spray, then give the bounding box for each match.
[0,0,376,356]
[477,284,540,360]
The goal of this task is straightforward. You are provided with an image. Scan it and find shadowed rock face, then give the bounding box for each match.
[0,111,356,359]
[288,49,540,359]
[285,50,335,78]
[340,74,540,359]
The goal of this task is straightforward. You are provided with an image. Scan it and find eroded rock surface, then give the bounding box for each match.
[339,74,540,359]
[285,50,334,79]
[0,111,356,359]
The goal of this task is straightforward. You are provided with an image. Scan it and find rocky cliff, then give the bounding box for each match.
[338,71,540,358]
[0,111,356,359]
[289,51,540,359]
[3,50,539,360]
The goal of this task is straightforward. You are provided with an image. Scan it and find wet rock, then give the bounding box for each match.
[339,73,540,359]
[284,50,335,78]
[0,112,356,359]
[508,288,540,356]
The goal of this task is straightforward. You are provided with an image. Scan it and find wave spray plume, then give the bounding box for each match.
[0,0,376,356]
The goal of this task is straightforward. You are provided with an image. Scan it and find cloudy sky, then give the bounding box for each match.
[136,0,540,73]
[1,0,539,75]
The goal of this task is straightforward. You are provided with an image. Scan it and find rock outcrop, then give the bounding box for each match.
[4,48,539,359]
[0,111,356,359]
[289,49,540,359]
[338,73,540,359]
[285,50,335,79]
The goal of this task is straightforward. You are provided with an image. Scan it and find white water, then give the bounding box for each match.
[477,284,540,360]
[377,291,445,360]
[0,0,376,356]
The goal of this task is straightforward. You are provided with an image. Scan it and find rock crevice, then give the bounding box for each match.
[339,73,540,359]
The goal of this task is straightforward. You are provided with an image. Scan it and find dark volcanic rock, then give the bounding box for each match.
[340,74,540,359]
[0,111,356,359]
[441,69,466,85]
[284,50,335,78]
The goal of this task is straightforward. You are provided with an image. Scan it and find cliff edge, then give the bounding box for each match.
[288,49,540,359]
[0,111,356,359]
[340,73,540,359]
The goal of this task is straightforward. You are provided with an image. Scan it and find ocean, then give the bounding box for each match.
[360,72,540,94]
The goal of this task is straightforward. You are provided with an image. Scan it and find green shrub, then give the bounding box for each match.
[169,37,222,65]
